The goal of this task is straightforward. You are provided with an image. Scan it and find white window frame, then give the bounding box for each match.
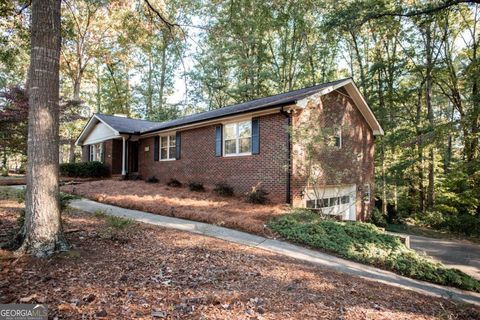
[89,143,103,162]
[334,127,342,148]
[363,183,371,204]
[159,133,176,161]
[223,119,252,157]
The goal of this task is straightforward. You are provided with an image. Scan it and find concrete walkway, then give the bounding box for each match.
[68,198,480,306]
[409,235,480,280]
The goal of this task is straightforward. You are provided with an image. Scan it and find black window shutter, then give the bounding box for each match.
[86,145,90,162]
[175,132,181,160]
[154,136,159,161]
[102,142,106,162]
[252,118,260,154]
[215,125,222,156]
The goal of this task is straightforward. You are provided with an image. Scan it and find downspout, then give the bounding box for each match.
[122,134,132,179]
[281,109,292,204]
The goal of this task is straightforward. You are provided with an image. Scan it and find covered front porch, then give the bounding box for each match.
[76,114,141,177]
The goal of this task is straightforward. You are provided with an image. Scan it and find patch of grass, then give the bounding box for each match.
[268,209,480,293]
[92,210,134,242]
[105,215,133,230]
[60,192,78,211]
[0,187,23,201]
[93,209,108,219]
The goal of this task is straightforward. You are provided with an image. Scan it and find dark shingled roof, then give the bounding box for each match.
[97,78,351,134]
[95,114,161,134]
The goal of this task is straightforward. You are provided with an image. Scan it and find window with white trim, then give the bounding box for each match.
[89,143,103,162]
[224,120,252,156]
[363,184,371,203]
[160,134,176,160]
[333,127,342,148]
[306,195,351,209]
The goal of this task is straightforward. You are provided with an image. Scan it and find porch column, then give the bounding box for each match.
[121,136,126,176]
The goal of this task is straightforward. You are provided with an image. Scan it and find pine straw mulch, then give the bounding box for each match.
[1,199,480,319]
[61,180,286,236]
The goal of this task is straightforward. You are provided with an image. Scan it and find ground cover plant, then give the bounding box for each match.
[268,209,480,293]
[1,190,479,319]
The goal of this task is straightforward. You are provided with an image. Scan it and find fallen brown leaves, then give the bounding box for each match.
[0,199,479,319]
[61,180,286,236]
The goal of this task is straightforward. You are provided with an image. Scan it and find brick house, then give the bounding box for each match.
[76,78,383,221]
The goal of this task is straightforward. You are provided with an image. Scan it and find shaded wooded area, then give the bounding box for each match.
[1,0,479,225]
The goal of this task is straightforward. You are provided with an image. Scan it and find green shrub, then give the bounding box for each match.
[188,181,204,192]
[213,183,234,197]
[60,161,109,178]
[416,210,445,228]
[366,207,387,228]
[146,176,159,183]
[167,178,182,187]
[442,214,480,236]
[268,211,480,293]
[245,184,268,204]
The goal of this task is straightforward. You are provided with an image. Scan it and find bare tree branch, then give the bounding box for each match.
[143,0,180,31]
[363,0,480,24]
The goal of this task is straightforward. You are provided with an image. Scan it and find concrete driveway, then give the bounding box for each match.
[409,235,480,280]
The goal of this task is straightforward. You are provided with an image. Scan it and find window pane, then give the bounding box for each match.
[238,121,251,138]
[169,146,176,159]
[160,148,167,159]
[169,135,176,147]
[330,197,339,206]
[306,200,316,208]
[239,138,251,153]
[317,199,328,208]
[225,139,236,154]
[160,136,168,148]
[341,195,350,204]
[224,124,236,139]
[318,199,329,208]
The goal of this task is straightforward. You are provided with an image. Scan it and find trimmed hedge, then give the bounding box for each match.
[60,161,109,178]
[268,210,480,293]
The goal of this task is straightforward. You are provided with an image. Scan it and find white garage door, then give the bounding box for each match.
[304,185,356,220]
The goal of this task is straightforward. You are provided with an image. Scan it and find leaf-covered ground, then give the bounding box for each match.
[61,180,285,235]
[1,199,480,319]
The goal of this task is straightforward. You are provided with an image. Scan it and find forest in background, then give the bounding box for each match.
[1,0,479,227]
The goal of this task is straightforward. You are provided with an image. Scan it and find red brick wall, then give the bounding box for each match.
[290,91,375,220]
[138,113,290,203]
[103,139,122,175]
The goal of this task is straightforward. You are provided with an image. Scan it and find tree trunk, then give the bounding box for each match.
[425,25,435,210]
[16,0,68,257]
[69,139,76,163]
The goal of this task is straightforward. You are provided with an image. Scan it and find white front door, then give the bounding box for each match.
[304,185,357,220]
